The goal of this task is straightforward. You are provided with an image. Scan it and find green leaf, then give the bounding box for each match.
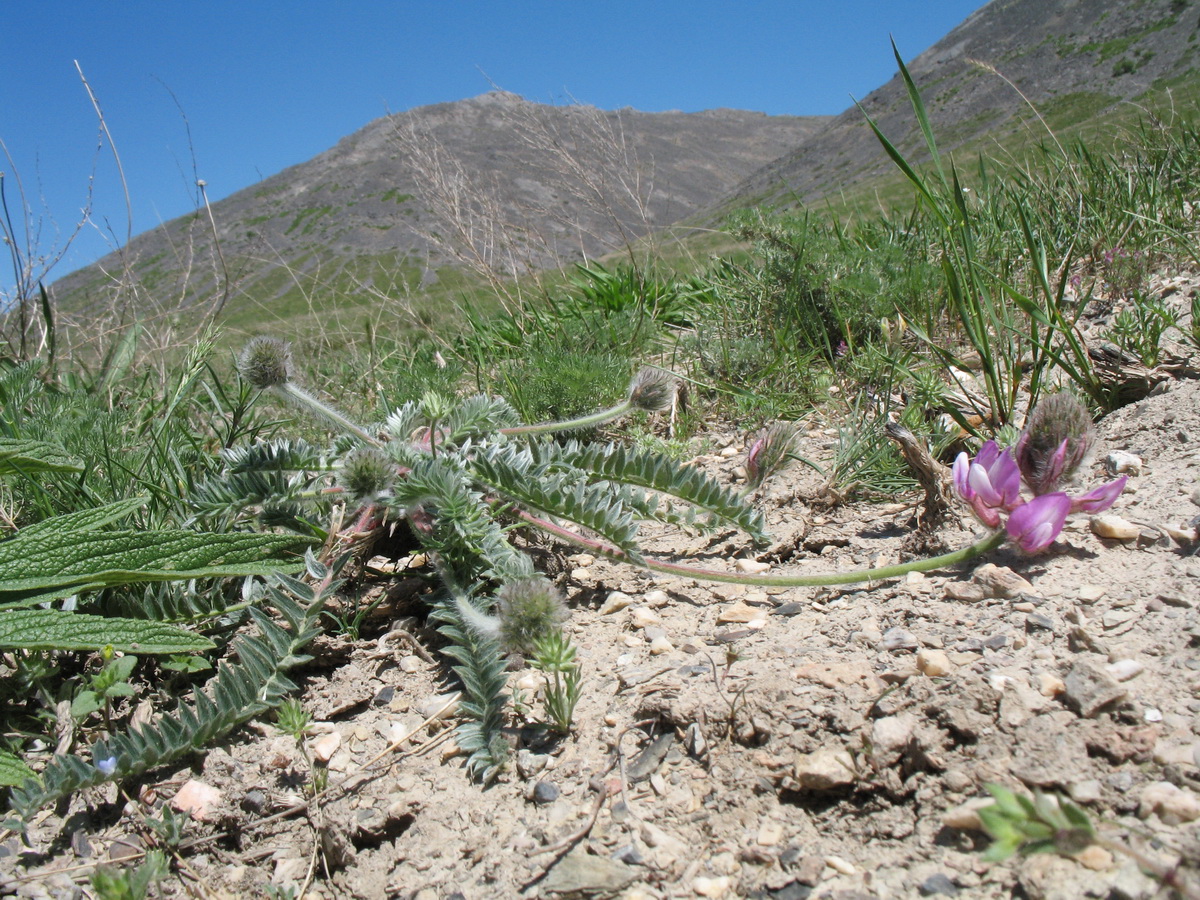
[71,691,104,719]
[0,750,34,788]
[159,655,213,674]
[0,529,312,594]
[0,609,214,654]
[0,609,214,656]
[0,439,84,476]
[15,498,146,542]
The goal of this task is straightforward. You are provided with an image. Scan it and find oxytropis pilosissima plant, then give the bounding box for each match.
[224,338,1128,781]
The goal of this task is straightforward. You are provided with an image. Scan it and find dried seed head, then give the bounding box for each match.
[628,368,677,413]
[746,422,797,488]
[495,577,568,655]
[1016,393,1095,495]
[238,336,293,388]
[337,447,395,504]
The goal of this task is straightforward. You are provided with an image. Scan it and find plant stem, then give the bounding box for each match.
[275,384,381,447]
[516,508,1007,587]
[501,399,634,437]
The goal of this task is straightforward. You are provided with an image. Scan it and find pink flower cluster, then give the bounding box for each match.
[952,440,1126,553]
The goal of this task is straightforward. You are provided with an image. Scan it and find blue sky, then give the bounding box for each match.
[2,1,985,286]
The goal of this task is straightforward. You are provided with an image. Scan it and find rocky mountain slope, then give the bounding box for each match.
[725,0,1200,210]
[53,94,827,318]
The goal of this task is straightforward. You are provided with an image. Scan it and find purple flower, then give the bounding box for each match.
[1069,475,1127,514]
[1005,493,1071,554]
[95,755,118,777]
[952,441,1022,528]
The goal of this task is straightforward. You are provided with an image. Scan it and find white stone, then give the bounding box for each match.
[648,636,674,655]
[1105,451,1143,476]
[629,606,662,629]
[916,648,954,677]
[310,731,341,764]
[693,875,732,897]
[599,591,635,615]
[735,559,771,574]
[1140,781,1200,824]
[1090,514,1140,541]
[1105,659,1145,682]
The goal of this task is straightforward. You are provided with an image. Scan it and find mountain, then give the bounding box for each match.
[53,93,828,322]
[725,0,1200,210]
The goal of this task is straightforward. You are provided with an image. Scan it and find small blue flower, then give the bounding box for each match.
[95,756,118,777]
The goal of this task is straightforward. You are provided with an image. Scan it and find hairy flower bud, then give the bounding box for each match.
[1016,393,1095,495]
[337,447,395,504]
[628,368,677,413]
[746,422,797,488]
[495,577,568,655]
[238,336,293,389]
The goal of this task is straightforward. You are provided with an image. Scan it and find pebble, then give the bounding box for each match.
[541,849,637,896]
[1090,514,1140,541]
[943,769,974,793]
[516,750,549,779]
[1139,781,1200,824]
[532,780,560,804]
[1077,585,1107,604]
[600,591,635,615]
[717,601,768,625]
[693,875,732,897]
[942,797,994,830]
[171,779,223,822]
[825,855,857,876]
[793,747,857,790]
[870,714,915,765]
[735,559,771,574]
[972,564,1033,599]
[649,635,674,655]
[1068,779,1104,804]
[919,873,959,896]
[629,606,662,629]
[311,731,341,764]
[1105,450,1143,476]
[372,686,395,707]
[416,693,458,719]
[1105,659,1145,682]
[881,627,918,652]
[398,654,423,673]
[644,589,671,608]
[756,820,784,847]
[916,649,954,677]
[1063,661,1127,717]
[1075,845,1114,871]
[944,581,986,603]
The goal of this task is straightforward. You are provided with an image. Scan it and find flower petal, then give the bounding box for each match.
[968,462,1002,505]
[1069,475,1128,514]
[952,452,973,500]
[1006,492,1071,553]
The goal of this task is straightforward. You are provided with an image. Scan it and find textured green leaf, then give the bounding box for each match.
[0,751,35,787]
[0,609,214,654]
[0,438,84,476]
[15,498,145,542]
[0,529,312,593]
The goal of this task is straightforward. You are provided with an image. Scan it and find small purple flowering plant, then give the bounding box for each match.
[952,393,1126,553]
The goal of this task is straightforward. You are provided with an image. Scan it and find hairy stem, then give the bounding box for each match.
[500,399,634,437]
[516,509,1007,587]
[274,383,381,448]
